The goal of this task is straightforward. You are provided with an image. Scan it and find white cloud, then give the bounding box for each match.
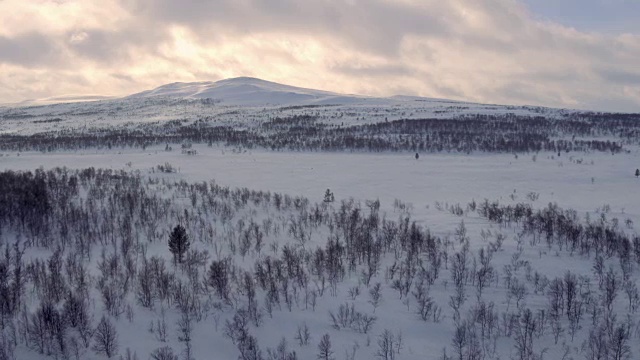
[0,0,638,111]
[69,31,89,44]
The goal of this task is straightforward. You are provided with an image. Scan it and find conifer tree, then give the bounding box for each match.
[168,225,190,264]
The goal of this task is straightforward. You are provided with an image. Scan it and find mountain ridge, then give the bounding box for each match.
[126,76,378,106]
[8,77,546,109]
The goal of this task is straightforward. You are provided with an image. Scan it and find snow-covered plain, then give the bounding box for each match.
[2,144,640,360]
[2,145,639,227]
[1,79,639,360]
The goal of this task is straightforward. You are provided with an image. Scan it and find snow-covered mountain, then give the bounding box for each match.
[1,76,575,136]
[126,76,470,106]
[7,76,512,108]
[127,77,382,106]
[0,80,569,136]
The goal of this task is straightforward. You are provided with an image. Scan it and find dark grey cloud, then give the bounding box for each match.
[110,72,135,83]
[65,24,169,64]
[523,69,583,84]
[583,94,640,113]
[67,30,125,62]
[489,80,564,108]
[331,63,413,78]
[0,32,60,66]
[597,68,640,85]
[522,0,640,34]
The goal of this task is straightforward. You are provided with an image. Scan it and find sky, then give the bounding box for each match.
[1,0,639,112]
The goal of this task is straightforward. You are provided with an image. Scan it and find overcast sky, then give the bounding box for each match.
[1,0,639,111]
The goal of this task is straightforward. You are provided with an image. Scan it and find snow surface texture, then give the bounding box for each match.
[0,79,639,360]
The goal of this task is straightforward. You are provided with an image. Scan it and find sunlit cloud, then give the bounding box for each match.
[0,0,639,111]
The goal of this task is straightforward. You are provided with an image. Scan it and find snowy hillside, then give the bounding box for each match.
[15,95,117,107]
[0,77,578,138]
[126,77,373,106]
[126,77,476,107]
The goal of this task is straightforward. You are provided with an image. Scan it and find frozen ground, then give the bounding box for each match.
[2,146,640,360]
[2,145,638,226]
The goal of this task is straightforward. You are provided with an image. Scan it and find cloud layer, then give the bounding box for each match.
[1,0,639,111]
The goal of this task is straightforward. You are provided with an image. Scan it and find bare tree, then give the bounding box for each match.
[513,309,538,360]
[368,283,382,313]
[609,324,631,360]
[547,278,564,319]
[177,311,193,360]
[93,316,118,358]
[136,257,155,309]
[475,247,493,300]
[294,323,310,346]
[584,326,608,360]
[564,271,577,319]
[238,335,263,360]
[266,338,297,360]
[623,280,639,313]
[376,329,397,360]
[150,346,179,360]
[603,267,619,313]
[208,258,231,303]
[451,321,467,360]
[414,281,439,322]
[317,334,333,360]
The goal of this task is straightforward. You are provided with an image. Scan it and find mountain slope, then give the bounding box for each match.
[1,77,578,136]
[127,77,374,106]
[8,77,486,108]
[9,95,116,107]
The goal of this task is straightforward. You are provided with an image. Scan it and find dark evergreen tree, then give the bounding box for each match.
[168,225,190,264]
[635,169,639,178]
[323,189,334,203]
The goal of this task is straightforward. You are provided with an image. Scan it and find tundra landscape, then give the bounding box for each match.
[1,77,640,360]
[2,0,640,359]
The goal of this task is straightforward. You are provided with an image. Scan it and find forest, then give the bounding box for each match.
[1,111,638,154]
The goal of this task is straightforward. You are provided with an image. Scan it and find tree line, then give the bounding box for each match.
[2,112,637,154]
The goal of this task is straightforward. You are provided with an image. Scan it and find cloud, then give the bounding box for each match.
[0,32,61,66]
[122,0,452,55]
[0,0,639,111]
[597,68,640,86]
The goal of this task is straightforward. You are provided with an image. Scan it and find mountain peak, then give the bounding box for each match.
[215,76,272,85]
[127,77,348,106]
